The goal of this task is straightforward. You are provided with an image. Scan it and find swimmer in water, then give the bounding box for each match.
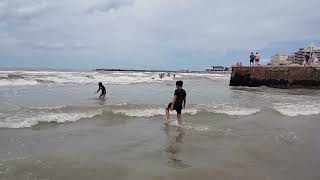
[96,82,106,99]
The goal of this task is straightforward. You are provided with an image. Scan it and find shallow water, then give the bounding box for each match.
[0,70,320,179]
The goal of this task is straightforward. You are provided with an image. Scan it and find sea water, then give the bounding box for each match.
[0,70,320,180]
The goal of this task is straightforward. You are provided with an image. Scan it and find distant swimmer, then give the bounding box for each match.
[165,80,187,126]
[96,82,106,99]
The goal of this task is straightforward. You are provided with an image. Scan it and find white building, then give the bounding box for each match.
[271,54,289,65]
[293,42,320,65]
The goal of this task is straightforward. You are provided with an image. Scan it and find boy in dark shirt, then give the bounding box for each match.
[96,82,106,99]
[165,80,187,126]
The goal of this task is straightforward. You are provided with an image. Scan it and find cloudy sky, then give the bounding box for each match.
[0,0,319,70]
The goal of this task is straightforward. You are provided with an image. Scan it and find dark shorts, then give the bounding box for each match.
[250,60,254,63]
[167,103,182,114]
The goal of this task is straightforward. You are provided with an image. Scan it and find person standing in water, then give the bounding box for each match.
[165,81,187,126]
[96,82,106,99]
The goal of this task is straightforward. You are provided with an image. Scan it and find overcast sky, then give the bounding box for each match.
[0,0,319,70]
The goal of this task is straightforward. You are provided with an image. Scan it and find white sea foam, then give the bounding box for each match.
[112,108,198,117]
[0,110,102,128]
[214,108,261,116]
[0,71,171,86]
[112,105,259,117]
[28,106,67,110]
[0,73,8,78]
[273,102,320,116]
[0,79,39,86]
[0,70,231,86]
[202,104,260,116]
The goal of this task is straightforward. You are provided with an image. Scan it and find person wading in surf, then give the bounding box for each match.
[165,80,187,126]
[96,82,106,99]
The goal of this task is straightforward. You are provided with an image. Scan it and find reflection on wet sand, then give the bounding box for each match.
[164,127,190,169]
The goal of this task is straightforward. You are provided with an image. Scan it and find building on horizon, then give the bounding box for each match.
[205,66,229,72]
[293,42,320,65]
[271,54,289,65]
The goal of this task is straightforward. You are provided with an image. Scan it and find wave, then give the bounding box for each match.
[0,79,39,86]
[25,103,261,118]
[0,70,230,86]
[212,108,261,116]
[273,102,320,116]
[0,103,260,128]
[0,110,102,128]
[28,106,67,110]
[111,104,260,117]
[112,108,198,117]
[0,71,168,86]
[200,104,260,116]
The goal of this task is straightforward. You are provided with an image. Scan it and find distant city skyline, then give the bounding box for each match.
[0,0,320,70]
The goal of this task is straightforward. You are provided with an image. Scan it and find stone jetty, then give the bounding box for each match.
[230,66,320,88]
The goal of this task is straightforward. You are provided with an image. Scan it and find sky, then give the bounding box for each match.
[0,0,320,70]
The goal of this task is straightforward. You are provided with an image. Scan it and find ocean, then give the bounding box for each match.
[0,70,320,179]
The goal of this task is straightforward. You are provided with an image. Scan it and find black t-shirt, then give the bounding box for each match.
[174,89,186,108]
[100,85,106,94]
[250,54,255,61]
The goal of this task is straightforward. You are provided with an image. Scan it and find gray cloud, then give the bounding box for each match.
[32,42,65,50]
[87,0,135,14]
[0,0,50,21]
[0,0,320,69]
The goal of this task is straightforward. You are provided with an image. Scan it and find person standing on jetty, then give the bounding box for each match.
[250,52,255,66]
[255,52,260,66]
[304,53,311,66]
[165,81,187,126]
[96,82,106,99]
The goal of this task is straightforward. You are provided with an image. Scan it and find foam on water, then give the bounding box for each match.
[273,102,320,116]
[202,104,260,116]
[214,108,261,116]
[28,106,67,110]
[111,104,259,117]
[0,71,170,86]
[112,108,198,117]
[0,79,39,86]
[0,110,102,128]
[0,70,230,86]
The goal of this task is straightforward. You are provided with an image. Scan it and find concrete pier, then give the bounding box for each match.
[230,66,320,88]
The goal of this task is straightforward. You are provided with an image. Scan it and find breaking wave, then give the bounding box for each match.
[273,102,320,116]
[0,79,39,86]
[0,103,259,128]
[112,108,199,118]
[0,110,102,128]
[0,70,230,86]
[200,104,261,116]
[213,108,261,116]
